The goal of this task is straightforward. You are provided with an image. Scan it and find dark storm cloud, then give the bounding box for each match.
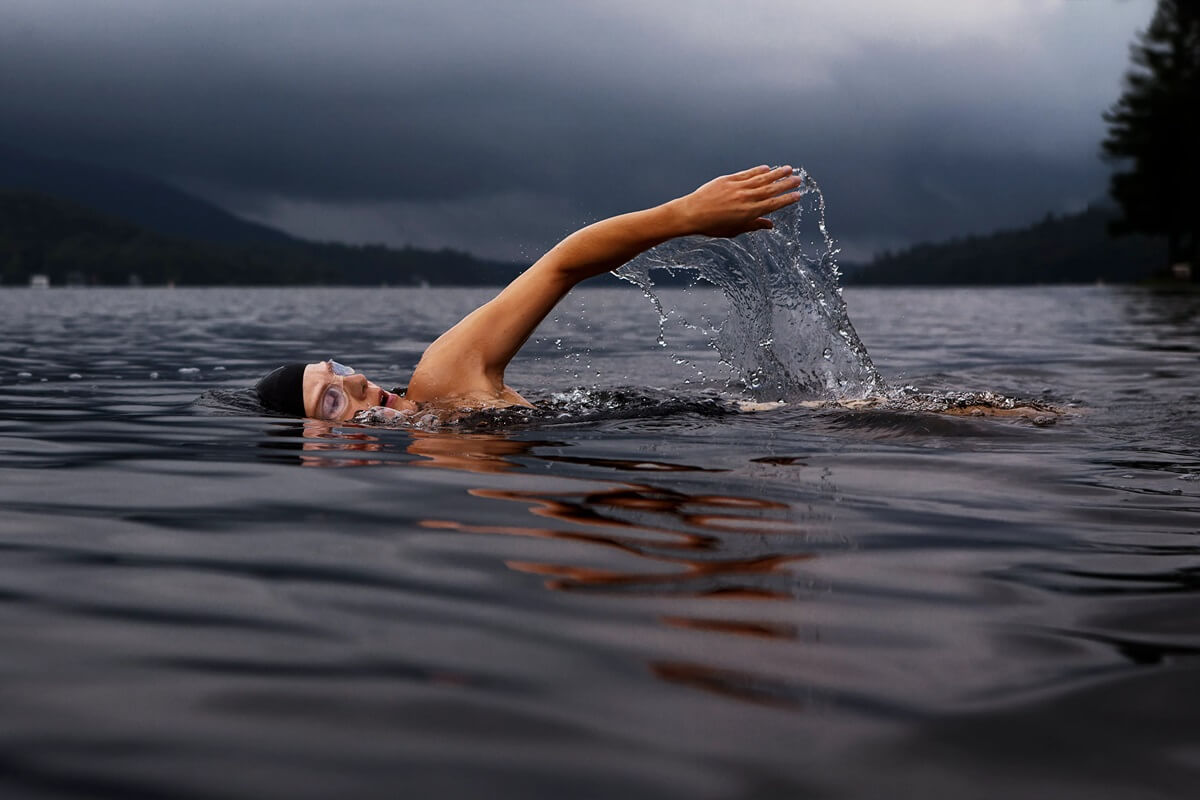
[0,1,1155,259]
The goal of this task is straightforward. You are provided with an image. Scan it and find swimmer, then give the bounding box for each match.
[255,165,806,421]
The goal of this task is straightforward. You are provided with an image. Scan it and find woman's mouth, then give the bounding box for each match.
[380,389,394,408]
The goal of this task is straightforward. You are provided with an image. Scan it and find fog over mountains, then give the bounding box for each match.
[0,145,292,245]
[0,147,523,286]
[0,1,1155,262]
[0,145,1166,287]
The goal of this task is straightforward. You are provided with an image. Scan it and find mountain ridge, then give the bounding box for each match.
[0,189,523,286]
[0,145,293,245]
[845,204,1168,285]
[0,147,528,286]
[0,147,1176,287]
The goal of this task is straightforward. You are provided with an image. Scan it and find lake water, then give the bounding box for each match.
[0,285,1197,799]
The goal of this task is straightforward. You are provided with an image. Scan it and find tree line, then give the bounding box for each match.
[846,204,1164,286]
[1103,0,1199,273]
[854,0,1197,285]
[5,1,1195,288]
[0,191,523,287]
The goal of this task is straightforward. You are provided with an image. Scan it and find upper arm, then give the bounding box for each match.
[404,203,682,401]
[402,170,801,402]
[405,261,573,401]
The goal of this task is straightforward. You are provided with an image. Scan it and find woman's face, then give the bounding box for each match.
[302,360,415,421]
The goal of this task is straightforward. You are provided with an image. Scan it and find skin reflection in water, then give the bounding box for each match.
[282,422,832,708]
[290,420,548,473]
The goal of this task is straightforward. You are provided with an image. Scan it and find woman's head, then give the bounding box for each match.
[255,360,414,420]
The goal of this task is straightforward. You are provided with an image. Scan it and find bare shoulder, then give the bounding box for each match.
[404,332,490,403]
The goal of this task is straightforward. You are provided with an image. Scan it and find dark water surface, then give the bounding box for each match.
[1,286,1198,799]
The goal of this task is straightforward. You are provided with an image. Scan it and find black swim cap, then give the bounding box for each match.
[255,363,308,417]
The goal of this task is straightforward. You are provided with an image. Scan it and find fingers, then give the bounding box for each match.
[742,164,794,187]
[727,165,801,202]
[761,190,803,213]
[729,164,772,180]
[755,175,804,198]
[703,163,804,236]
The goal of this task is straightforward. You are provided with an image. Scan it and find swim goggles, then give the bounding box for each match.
[317,360,358,419]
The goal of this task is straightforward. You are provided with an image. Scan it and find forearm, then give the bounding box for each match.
[532,200,690,287]
[414,203,688,390]
[409,166,803,396]
[531,164,803,287]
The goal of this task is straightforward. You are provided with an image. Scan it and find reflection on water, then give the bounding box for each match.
[1,286,1198,799]
[423,456,834,710]
[296,423,833,705]
[432,484,810,597]
[649,661,820,711]
[291,421,557,472]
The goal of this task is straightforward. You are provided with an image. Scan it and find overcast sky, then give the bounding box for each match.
[0,0,1156,261]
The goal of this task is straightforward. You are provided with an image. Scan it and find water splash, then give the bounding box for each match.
[615,167,882,401]
[351,387,741,431]
[335,385,1060,432]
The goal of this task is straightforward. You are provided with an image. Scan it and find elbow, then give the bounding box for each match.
[529,247,591,289]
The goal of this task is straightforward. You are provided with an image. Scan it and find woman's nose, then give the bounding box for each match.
[346,374,369,398]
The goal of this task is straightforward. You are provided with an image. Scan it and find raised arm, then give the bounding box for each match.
[405,165,805,404]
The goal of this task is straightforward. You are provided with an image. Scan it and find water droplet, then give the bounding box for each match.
[610,166,880,400]
[68,373,82,380]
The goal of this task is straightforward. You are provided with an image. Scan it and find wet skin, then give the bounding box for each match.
[302,361,417,422]
[301,361,533,422]
[295,167,806,422]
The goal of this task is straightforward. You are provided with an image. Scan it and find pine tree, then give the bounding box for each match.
[1102,0,1200,272]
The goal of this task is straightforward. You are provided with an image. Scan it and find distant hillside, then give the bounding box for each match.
[847,205,1168,285]
[0,191,523,286]
[0,145,291,245]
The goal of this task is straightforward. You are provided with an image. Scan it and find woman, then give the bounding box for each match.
[255,165,804,421]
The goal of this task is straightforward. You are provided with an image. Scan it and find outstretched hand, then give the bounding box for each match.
[672,165,805,238]
[406,162,810,405]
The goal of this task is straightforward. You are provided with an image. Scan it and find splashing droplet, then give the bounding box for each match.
[616,166,881,401]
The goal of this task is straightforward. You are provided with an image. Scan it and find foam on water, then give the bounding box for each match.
[202,169,1057,428]
[3,282,1199,800]
[351,387,740,431]
[615,167,883,402]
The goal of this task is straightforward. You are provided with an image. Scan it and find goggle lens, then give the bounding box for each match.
[320,383,348,419]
